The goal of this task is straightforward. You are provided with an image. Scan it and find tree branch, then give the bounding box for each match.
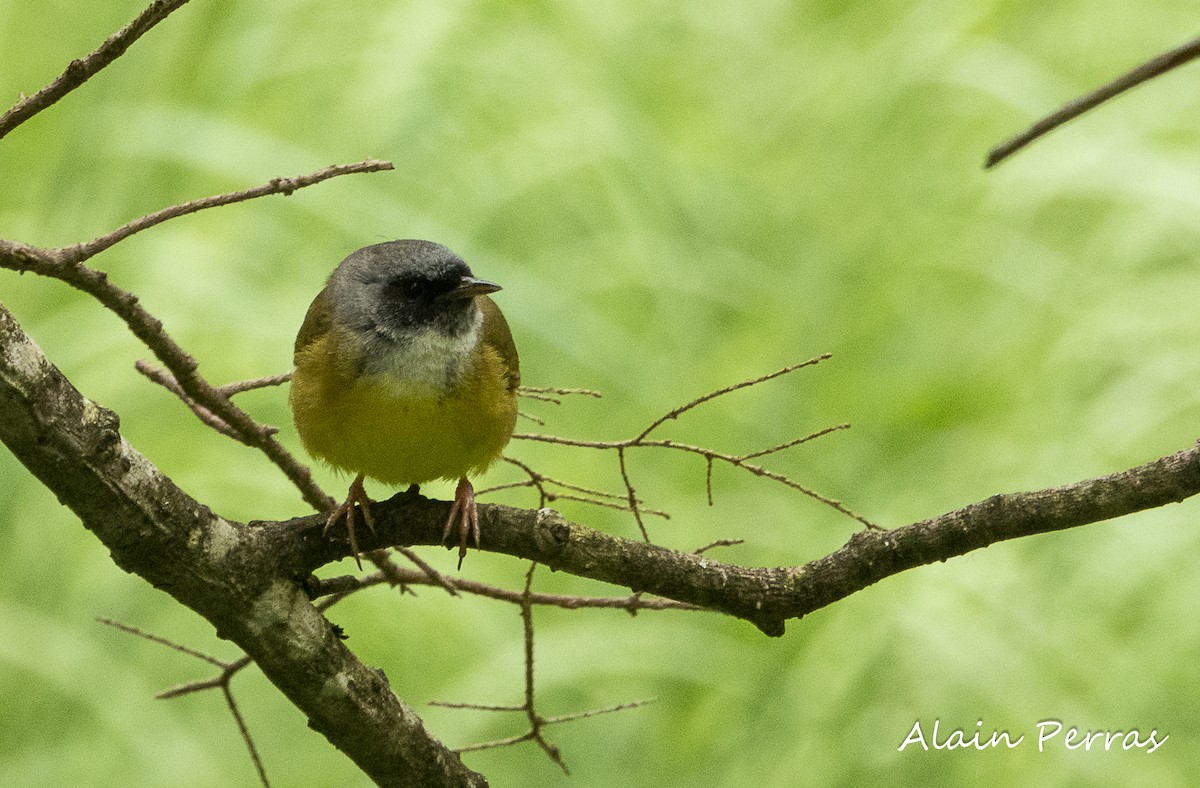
[0,0,195,140]
[262,435,1200,639]
[0,302,485,788]
[68,159,394,261]
[6,257,1200,770]
[986,33,1200,167]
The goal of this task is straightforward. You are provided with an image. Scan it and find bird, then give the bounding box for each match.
[289,239,520,568]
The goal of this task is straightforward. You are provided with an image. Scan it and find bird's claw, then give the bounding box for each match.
[325,473,376,569]
[443,477,480,570]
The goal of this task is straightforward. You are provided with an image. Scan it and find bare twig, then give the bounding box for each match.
[222,684,271,788]
[0,0,194,140]
[635,355,830,441]
[537,700,656,727]
[218,373,292,397]
[694,539,745,555]
[516,386,603,424]
[986,33,1200,167]
[429,563,651,770]
[519,564,565,771]
[97,617,226,668]
[97,618,268,787]
[617,446,649,541]
[430,701,524,712]
[445,700,656,754]
[736,424,849,462]
[135,360,244,440]
[485,456,669,519]
[67,160,393,262]
[390,547,460,597]
[518,386,603,404]
[516,422,868,529]
[510,356,868,538]
[514,428,863,524]
[136,363,290,437]
[304,565,701,613]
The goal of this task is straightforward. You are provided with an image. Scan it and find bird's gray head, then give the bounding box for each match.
[329,240,500,345]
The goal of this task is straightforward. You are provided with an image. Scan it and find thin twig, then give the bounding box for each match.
[510,354,871,534]
[66,160,393,261]
[484,457,670,519]
[497,457,649,503]
[97,618,267,786]
[736,424,849,461]
[986,33,1200,168]
[421,564,659,766]
[521,565,539,715]
[137,362,287,439]
[635,355,831,441]
[429,701,525,712]
[448,700,655,754]
[158,657,254,699]
[453,731,537,753]
[705,454,715,505]
[617,447,649,541]
[694,539,745,555]
[218,373,292,397]
[223,684,271,788]
[519,386,603,405]
[363,550,411,593]
[538,699,656,726]
[516,425,872,529]
[392,547,460,596]
[97,617,225,668]
[431,567,568,766]
[135,360,243,441]
[307,567,702,612]
[517,410,546,426]
[0,0,194,140]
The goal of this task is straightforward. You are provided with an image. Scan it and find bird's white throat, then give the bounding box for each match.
[361,308,484,396]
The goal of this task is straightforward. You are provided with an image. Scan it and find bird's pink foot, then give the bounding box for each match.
[443,477,479,569]
[325,473,376,569]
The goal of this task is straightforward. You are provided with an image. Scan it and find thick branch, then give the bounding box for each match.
[266,443,1200,637]
[0,302,484,788]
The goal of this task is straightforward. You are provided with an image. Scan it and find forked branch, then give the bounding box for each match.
[514,354,869,540]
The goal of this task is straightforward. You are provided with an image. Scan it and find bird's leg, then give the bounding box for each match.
[443,476,480,570]
[324,473,377,569]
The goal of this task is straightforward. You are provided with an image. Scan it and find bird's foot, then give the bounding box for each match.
[324,473,376,569]
[443,477,480,570]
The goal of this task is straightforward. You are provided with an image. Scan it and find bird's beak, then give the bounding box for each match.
[450,276,502,300]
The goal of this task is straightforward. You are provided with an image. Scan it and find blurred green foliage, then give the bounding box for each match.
[2,1,1199,785]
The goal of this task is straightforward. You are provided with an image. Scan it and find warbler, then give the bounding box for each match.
[289,239,520,567]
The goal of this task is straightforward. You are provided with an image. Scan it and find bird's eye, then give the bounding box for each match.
[388,277,427,299]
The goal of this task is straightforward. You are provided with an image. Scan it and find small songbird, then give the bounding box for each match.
[289,240,520,567]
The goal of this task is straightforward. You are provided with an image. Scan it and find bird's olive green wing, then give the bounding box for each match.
[294,286,334,360]
[479,296,520,392]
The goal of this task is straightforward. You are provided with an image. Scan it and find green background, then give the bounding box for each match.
[2,1,1198,785]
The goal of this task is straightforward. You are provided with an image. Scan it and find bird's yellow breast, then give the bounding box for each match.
[289,324,518,486]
